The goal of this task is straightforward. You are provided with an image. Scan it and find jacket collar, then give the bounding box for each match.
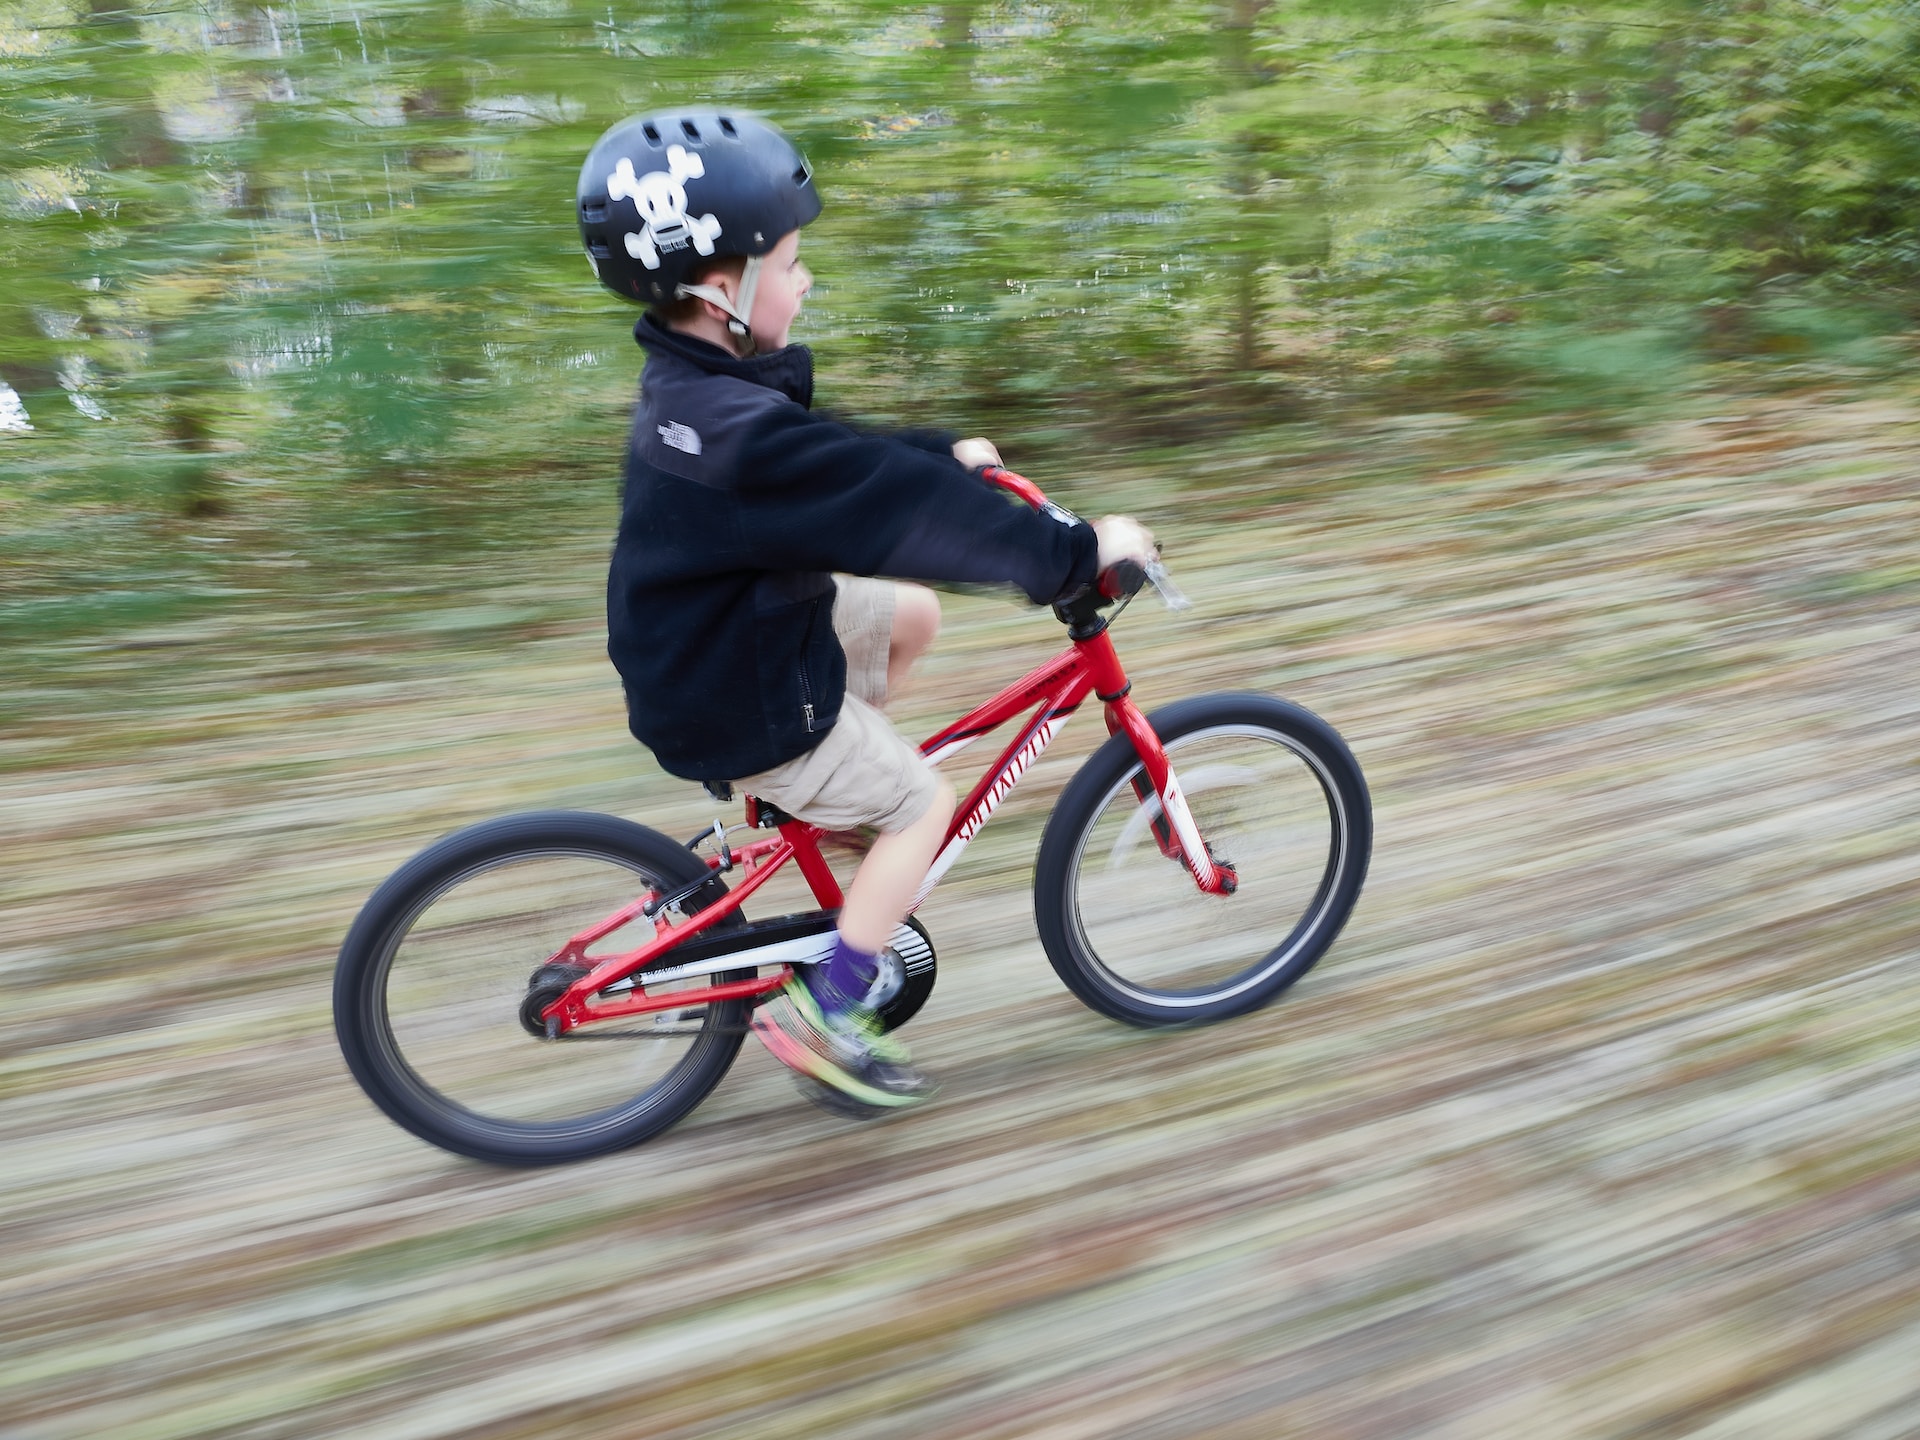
[634,314,815,410]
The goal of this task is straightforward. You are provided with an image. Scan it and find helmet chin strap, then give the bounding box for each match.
[674,253,765,357]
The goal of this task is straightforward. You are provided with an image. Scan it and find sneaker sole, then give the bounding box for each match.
[794,1076,899,1121]
[750,1013,930,1110]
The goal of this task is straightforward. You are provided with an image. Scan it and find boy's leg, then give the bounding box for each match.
[734,696,949,1106]
[833,576,940,708]
[805,772,953,1032]
[835,774,956,952]
[820,578,950,951]
[886,583,940,697]
[823,578,940,861]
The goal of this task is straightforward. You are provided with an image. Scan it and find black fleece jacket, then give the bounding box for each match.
[607,317,1100,782]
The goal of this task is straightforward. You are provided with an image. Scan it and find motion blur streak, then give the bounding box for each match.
[5,395,1919,1438]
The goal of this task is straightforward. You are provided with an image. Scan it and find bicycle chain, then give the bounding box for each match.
[547,1023,752,1038]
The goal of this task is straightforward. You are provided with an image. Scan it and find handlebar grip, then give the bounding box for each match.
[1099,559,1148,601]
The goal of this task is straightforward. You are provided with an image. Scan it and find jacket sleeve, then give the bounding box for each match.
[732,405,1099,604]
[891,426,962,457]
[813,410,958,459]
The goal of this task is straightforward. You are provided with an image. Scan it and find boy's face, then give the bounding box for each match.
[748,230,810,351]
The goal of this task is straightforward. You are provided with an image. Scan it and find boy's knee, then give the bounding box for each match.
[892,584,941,657]
[926,773,957,821]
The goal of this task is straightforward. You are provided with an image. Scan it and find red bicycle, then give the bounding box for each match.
[333,469,1372,1165]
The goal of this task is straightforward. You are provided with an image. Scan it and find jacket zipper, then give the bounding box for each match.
[798,599,819,732]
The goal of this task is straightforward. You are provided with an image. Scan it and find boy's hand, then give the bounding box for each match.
[952,437,1002,471]
[1093,515,1156,571]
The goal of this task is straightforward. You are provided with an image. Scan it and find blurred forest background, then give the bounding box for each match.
[7,0,1920,629]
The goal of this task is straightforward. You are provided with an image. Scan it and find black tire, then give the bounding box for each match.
[333,810,751,1165]
[1034,693,1371,1027]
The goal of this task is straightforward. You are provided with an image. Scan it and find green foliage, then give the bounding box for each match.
[1298,0,1920,384]
[4,0,1920,531]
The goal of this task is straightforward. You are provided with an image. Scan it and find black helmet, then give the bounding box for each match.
[577,110,821,311]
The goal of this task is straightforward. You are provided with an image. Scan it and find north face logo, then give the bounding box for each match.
[658,420,702,455]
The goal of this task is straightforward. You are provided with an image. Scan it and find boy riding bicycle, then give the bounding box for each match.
[577,111,1153,1110]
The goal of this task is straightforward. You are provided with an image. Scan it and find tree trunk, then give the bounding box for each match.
[1221,0,1272,373]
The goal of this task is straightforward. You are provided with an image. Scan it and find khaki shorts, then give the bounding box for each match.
[733,577,941,833]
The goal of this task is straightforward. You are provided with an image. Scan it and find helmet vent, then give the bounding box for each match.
[586,239,611,259]
[680,118,701,141]
[792,163,811,185]
[640,121,661,145]
[581,201,608,222]
[717,115,737,137]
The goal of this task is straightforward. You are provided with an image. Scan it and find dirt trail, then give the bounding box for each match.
[4,399,1919,1438]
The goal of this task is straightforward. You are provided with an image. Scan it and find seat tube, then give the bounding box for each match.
[782,822,845,909]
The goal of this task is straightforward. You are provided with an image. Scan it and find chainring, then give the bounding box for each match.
[870,914,937,1033]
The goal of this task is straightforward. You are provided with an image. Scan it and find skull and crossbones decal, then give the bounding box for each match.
[608,146,723,270]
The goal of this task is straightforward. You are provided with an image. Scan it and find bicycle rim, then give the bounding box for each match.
[1065,723,1351,1006]
[366,846,734,1136]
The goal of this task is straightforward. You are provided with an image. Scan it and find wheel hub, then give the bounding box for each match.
[519,962,591,1038]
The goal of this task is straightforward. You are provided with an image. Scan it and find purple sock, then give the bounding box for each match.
[809,932,879,1015]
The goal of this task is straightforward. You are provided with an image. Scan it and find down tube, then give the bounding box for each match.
[911,686,1089,908]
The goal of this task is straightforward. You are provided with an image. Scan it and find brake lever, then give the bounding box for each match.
[1144,556,1192,611]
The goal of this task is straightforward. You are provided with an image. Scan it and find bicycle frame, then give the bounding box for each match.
[539,476,1227,1038]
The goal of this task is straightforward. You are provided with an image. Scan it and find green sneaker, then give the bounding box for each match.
[752,970,935,1110]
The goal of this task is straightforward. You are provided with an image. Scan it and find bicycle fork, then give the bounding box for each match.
[1075,625,1237,899]
[1102,695,1236,895]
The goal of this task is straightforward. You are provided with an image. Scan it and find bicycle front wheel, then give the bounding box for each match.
[1034,693,1371,1027]
[333,810,750,1166]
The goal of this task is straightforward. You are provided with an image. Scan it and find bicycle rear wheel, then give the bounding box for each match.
[1034,693,1371,1027]
[333,810,750,1165]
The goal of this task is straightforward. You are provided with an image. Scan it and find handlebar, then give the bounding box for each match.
[1100,558,1148,602]
[979,465,1191,614]
[978,465,1052,514]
